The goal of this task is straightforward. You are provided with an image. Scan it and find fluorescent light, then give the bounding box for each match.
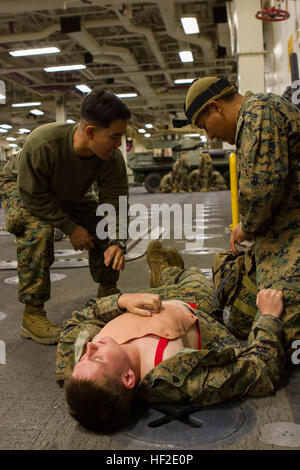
[12,102,41,108]
[8,143,18,148]
[75,84,91,93]
[0,128,8,133]
[6,137,16,141]
[19,128,31,133]
[181,17,199,35]
[185,133,200,137]
[30,109,44,116]
[66,119,75,124]
[144,133,151,138]
[138,129,146,134]
[0,124,12,129]
[44,64,86,72]
[179,51,194,63]
[174,78,195,84]
[9,47,60,57]
[145,123,153,129]
[116,93,137,98]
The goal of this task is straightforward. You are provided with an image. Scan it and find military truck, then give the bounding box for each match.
[127,137,231,193]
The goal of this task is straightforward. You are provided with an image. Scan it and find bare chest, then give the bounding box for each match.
[132,322,199,379]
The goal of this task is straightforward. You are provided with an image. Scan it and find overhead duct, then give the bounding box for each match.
[113,5,173,86]
[67,22,160,106]
[0,0,186,14]
[157,0,215,59]
[0,0,214,59]
[0,18,120,44]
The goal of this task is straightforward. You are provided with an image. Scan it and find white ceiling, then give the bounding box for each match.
[0,0,237,146]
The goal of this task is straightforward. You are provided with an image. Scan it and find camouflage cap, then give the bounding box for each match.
[184,77,236,126]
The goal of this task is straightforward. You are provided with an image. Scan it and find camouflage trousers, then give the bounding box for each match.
[188,170,201,192]
[159,184,172,193]
[174,172,189,192]
[0,176,119,306]
[224,271,300,362]
[156,266,222,321]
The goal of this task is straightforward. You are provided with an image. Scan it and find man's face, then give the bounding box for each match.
[72,337,130,382]
[196,103,237,145]
[89,119,128,160]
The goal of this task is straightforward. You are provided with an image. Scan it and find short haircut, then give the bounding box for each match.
[80,89,131,128]
[64,376,133,433]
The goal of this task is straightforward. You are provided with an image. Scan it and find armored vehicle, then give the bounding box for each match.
[127,137,231,193]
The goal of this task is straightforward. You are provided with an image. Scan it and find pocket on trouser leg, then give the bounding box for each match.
[1,181,29,235]
[4,199,28,235]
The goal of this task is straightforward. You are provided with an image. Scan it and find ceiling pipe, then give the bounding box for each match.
[113,4,173,86]
[0,1,214,58]
[0,62,234,77]
[0,0,196,14]
[0,23,60,44]
[68,25,160,106]
[156,0,214,59]
[0,18,120,45]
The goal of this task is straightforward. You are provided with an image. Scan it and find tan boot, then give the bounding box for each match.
[21,304,61,345]
[97,284,120,298]
[146,240,169,288]
[163,247,184,269]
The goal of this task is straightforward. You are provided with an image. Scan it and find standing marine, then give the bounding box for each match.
[173,151,190,192]
[175,76,300,361]
[0,89,130,345]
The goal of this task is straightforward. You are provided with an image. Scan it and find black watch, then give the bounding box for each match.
[108,240,127,254]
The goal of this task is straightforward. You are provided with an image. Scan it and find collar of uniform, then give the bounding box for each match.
[74,324,102,364]
[139,345,239,391]
[138,348,211,391]
[235,90,255,144]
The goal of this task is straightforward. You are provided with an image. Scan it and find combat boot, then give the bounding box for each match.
[21,304,61,345]
[163,247,184,269]
[146,240,169,288]
[97,284,120,298]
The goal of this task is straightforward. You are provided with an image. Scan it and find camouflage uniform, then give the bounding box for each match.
[236,91,300,357]
[210,170,228,191]
[172,159,180,192]
[0,123,128,306]
[56,266,285,407]
[212,249,258,339]
[174,154,190,192]
[0,175,120,305]
[159,173,173,193]
[198,153,213,191]
[188,169,201,192]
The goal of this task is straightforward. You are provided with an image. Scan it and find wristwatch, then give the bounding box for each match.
[107,240,127,254]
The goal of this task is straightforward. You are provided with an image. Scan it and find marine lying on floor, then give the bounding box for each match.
[56,242,285,433]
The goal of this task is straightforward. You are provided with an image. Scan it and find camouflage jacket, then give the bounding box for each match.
[236,91,300,291]
[177,157,190,174]
[56,282,285,407]
[159,174,173,191]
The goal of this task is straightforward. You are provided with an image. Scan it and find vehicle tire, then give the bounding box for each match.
[144,173,162,193]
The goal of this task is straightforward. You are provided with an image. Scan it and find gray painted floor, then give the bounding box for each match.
[0,187,299,451]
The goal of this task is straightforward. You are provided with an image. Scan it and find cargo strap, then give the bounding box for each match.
[233,298,257,317]
[211,254,243,308]
[241,275,258,296]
